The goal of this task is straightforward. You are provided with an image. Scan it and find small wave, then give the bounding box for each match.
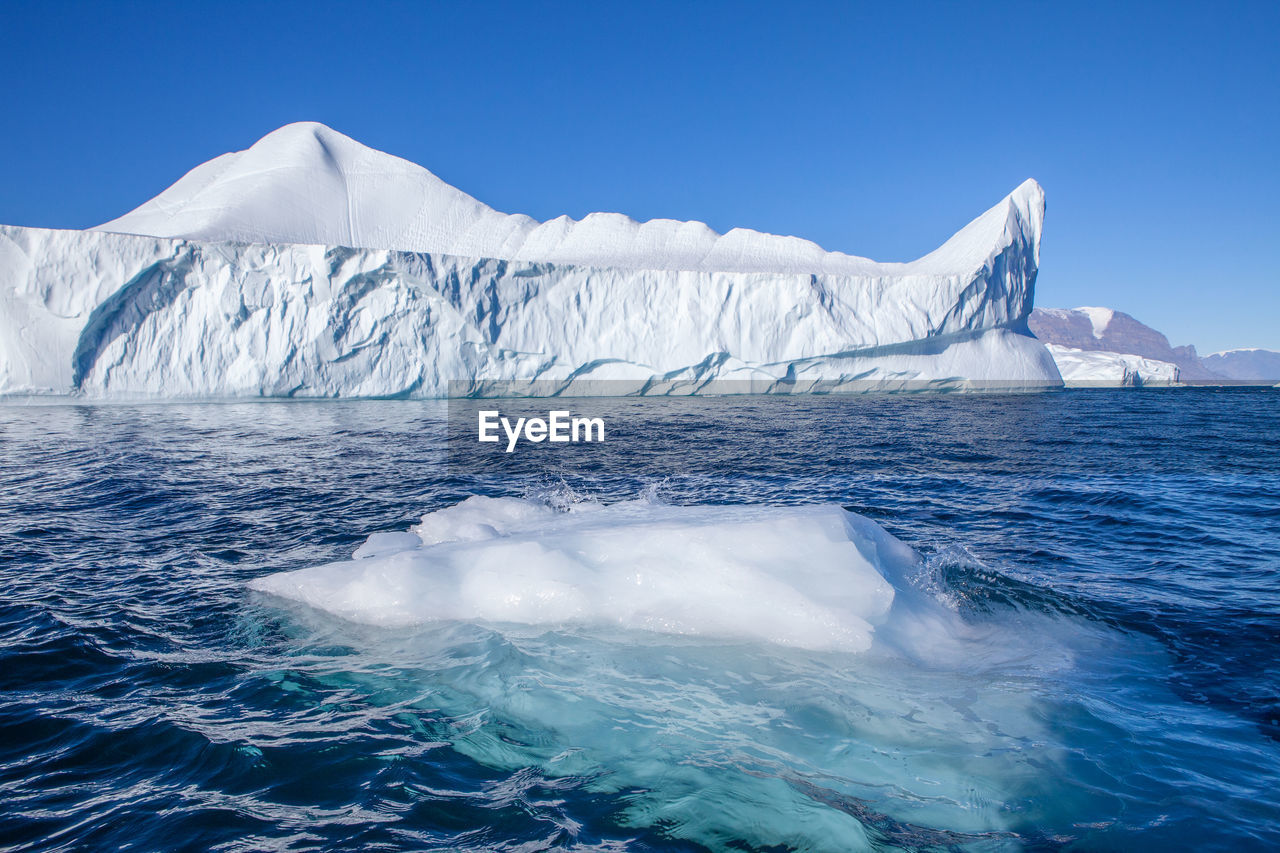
[921,543,1095,619]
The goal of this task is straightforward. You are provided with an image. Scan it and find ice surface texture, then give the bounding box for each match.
[1044,343,1180,387]
[251,497,945,654]
[1,122,1059,397]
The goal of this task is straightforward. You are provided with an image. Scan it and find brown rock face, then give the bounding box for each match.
[1028,308,1223,380]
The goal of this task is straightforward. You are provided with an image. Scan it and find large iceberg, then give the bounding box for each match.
[0,122,1060,397]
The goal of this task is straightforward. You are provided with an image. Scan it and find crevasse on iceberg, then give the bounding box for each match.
[0,122,1060,397]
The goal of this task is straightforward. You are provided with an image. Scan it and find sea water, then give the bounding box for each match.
[1,390,1278,851]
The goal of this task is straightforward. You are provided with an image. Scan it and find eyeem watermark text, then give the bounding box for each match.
[478,410,605,453]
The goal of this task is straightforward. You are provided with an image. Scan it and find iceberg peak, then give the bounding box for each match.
[93,122,1041,278]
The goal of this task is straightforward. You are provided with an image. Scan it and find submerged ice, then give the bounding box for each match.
[251,497,911,652]
[249,496,1280,850]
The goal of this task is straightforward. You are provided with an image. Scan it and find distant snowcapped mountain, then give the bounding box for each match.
[96,121,987,277]
[1029,307,1221,381]
[1202,349,1280,381]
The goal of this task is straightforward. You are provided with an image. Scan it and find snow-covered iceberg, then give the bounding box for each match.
[1044,344,1181,387]
[1,122,1060,398]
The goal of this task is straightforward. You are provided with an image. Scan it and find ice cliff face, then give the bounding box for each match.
[1043,344,1179,387]
[1,122,1059,398]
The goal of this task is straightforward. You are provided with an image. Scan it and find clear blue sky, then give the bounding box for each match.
[1,0,1276,352]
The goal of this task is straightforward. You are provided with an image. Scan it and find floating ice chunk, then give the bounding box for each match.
[250,497,910,652]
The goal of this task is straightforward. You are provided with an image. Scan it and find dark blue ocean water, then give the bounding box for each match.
[1,389,1278,851]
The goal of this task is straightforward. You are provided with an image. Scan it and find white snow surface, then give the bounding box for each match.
[1033,305,1117,340]
[1,122,1059,397]
[97,122,1022,279]
[1075,306,1116,339]
[250,496,926,653]
[1044,344,1180,387]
